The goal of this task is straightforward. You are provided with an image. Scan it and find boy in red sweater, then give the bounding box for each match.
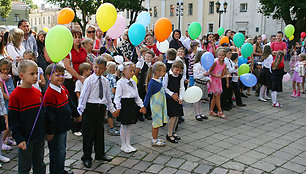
[44,63,81,174]
[8,60,46,174]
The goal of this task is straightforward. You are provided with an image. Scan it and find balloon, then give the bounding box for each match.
[183,86,203,103]
[301,32,306,39]
[136,11,151,27]
[289,35,294,41]
[201,52,215,71]
[238,64,250,76]
[261,34,266,41]
[238,56,248,67]
[132,75,138,84]
[241,43,253,58]
[233,33,245,48]
[303,41,305,46]
[282,73,291,82]
[156,40,169,53]
[240,73,257,87]
[188,22,202,40]
[217,27,224,36]
[220,36,229,45]
[107,15,126,39]
[154,18,172,42]
[128,23,146,46]
[43,27,49,32]
[45,25,73,63]
[96,3,117,32]
[284,24,295,38]
[57,8,75,25]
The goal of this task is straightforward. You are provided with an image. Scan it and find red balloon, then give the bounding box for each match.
[301,32,306,39]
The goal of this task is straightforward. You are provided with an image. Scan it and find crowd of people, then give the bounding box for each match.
[0,18,306,174]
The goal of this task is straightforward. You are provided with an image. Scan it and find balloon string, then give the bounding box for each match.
[27,64,56,145]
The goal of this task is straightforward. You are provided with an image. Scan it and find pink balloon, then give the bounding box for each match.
[282,73,291,82]
[107,15,126,39]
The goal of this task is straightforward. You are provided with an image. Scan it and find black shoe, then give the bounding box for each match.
[172,134,181,140]
[179,116,185,122]
[201,115,208,119]
[166,135,178,143]
[64,170,74,174]
[138,116,144,121]
[195,115,203,121]
[241,93,248,98]
[100,156,112,162]
[83,160,92,168]
[237,103,246,107]
[145,115,152,120]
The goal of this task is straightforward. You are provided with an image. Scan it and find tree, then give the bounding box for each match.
[0,0,12,18]
[46,0,102,36]
[259,0,306,43]
[21,0,38,10]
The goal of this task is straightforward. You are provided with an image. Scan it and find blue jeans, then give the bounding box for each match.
[48,132,67,174]
[18,139,46,174]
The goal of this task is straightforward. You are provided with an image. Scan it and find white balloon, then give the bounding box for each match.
[183,86,203,103]
[156,40,169,53]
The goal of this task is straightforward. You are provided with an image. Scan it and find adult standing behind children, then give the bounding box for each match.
[271,31,287,65]
[18,19,38,57]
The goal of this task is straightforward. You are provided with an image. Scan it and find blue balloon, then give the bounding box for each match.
[201,52,215,71]
[240,73,257,87]
[136,11,151,27]
[238,56,248,67]
[128,23,146,46]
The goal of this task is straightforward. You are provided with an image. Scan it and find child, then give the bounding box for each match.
[188,41,199,86]
[44,63,80,174]
[73,62,92,137]
[208,48,228,118]
[193,51,211,121]
[0,59,15,151]
[163,61,184,143]
[291,54,306,97]
[176,47,188,90]
[105,61,120,136]
[23,50,45,92]
[289,50,299,72]
[271,51,286,107]
[82,38,96,65]
[0,88,10,167]
[136,50,153,121]
[222,48,234,111]
[258,45,273,101]
[165,48,177,72]
[8,60,46,173]
[230,53,246,106]
[135,47,149,77]
[77,57,116,168]
[144,62,168,147]
[114,62,146,153]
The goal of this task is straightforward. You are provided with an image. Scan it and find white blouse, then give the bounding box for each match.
[262,55,273,72]
[193,63,211,81]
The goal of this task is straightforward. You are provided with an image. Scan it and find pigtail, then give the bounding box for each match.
[145,65,153,91]
[272,51,284,70]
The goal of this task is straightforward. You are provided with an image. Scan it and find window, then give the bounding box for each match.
[188,3,193,15]
[14,14,20,22]
[208,23,214,32]
[154,6,158,17]
[240,3,247,12]
[1,16,7,21]
[43,17,45,24]
[30,19,33,24]
[256,27,259,32]
[35,18,37,25]
[170,5,174,16]
[126,10,129,19]
[209,1,214,14]
[39,18,41,24]
[48,17,50,24]
[172,24,174,31]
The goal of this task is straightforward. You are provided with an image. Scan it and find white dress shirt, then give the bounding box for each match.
[74,77,84,93]
[224,57,235,74]
[77,73,115,115]
[230,61,239,82]
[6,43,26,76]
[114,77,144,109]
[163,69,185,100]
[193,62,211,81]
[49,83,62,93]
[262,55,273,72]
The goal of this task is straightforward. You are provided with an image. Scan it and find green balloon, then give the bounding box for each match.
[188,22,202,40]
[241,43,253,58]
[45,25,73,63]
[217,27,224,36]
[238,64,250,76]
[284,24,295,38]
[233,33,245,48]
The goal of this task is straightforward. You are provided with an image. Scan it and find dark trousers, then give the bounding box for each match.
[64,79,82,132]
[221,78,233,109]
[48,132,67,174]
[18,139,46,174]
[82,103,106,161]
[231,82,243,105]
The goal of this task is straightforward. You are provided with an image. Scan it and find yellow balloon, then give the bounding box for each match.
[289,35,294,41]
[43,27,49,32]
[132,75,138,84]
[96,3,117,32]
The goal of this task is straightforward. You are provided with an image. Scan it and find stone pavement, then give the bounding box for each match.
[1,70,306,174]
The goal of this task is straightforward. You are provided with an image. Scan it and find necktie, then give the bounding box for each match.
[128,81,133,88]
[98,76,103,99]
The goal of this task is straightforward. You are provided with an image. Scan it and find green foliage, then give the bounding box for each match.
[0,0,12,18]
[21,0,38,10]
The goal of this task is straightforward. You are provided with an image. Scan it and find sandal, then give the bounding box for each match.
[172,134,181,140]
[166,135,178,143]
[217,112,227,119]
[209,110,218,116]
[195,115,203,121]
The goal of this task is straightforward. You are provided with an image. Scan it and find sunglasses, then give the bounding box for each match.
[87,30,95,34]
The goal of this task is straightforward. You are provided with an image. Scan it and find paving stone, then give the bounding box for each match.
[123,169,140,174]
[221,161,245,171]
[251,161,276,172]
[145,164,164,173]
[94,163,114,173]
[107,166,128,174]
[179,161,198,172]
[244,167,264,174]
[272,167,300,174]
[109,157,127,165]
[228,170,243,174]
[152,155,171,165]
[132,161,151,171]
[159,167,177,174]
[210,167,228,174]
[175,170,192,174]
[165,158,185,168]
[282,162,306,173]
[193,164,213,174]
[143,153,159,162]
[205,154,230,165]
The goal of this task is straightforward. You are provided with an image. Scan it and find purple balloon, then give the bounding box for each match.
[201,52,215,71]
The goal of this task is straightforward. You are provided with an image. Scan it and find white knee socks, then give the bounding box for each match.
[259,85,266,99]
[271,91,277,103]
[193,101,202,116]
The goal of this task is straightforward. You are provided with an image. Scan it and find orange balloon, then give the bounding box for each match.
[58,8,75,25]
[220,36,229,45]
[154,18,172,42]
